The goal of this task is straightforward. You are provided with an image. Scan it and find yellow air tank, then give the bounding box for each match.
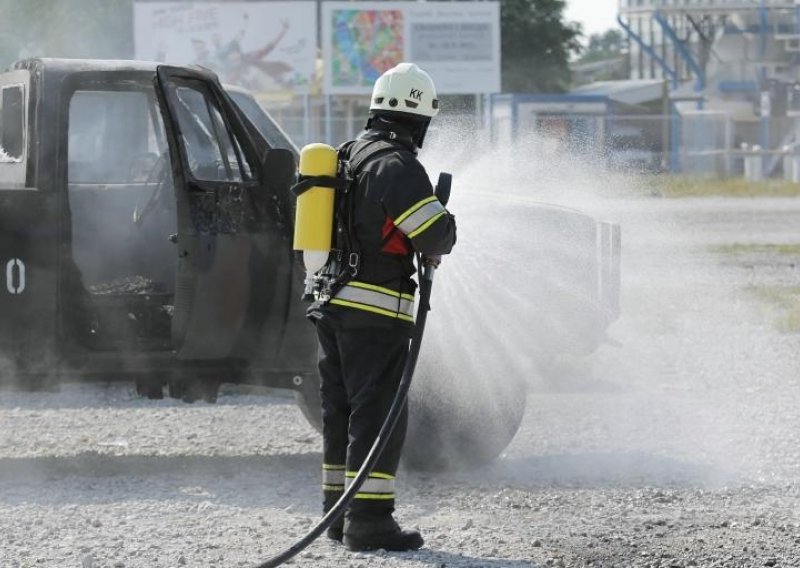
[293,143,339,274]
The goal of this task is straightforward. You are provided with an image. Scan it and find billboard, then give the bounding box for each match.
[322,1,501,95]
[134,2,317,94]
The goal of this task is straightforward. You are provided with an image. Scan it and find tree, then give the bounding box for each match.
[500,0,582,93]
[577,29,625,65]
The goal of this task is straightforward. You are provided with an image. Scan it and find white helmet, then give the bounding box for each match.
[369,63,439,120]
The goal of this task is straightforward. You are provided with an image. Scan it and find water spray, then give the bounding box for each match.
[253,173,452,568]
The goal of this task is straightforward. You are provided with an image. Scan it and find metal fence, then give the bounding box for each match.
[492,108,800,179]
[259,95,488,149]
[255,95,800,180]
[679,113,800,180]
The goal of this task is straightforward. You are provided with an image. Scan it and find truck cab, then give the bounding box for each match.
[0,58,313,400]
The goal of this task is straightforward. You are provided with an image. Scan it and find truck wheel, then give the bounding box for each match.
[167,376,219,403]
[183,378,220,403]
[402,328,528,472]
[167,378,185,400]
[135,378,164,400]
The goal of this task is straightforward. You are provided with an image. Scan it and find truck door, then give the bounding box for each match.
[0,70,59,379]
[154,66,296,362]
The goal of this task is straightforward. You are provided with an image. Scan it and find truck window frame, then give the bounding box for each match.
[0,70,30,189]
[160,75,260,190]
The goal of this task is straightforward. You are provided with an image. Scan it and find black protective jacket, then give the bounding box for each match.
[320,124,457,328]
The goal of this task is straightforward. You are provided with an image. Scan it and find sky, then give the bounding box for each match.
[564,0,619,38]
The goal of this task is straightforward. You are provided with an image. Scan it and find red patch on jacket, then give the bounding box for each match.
[381,216,411,255]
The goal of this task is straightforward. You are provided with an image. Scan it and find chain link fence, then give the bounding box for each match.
[489,108,800,179]
[252,95,800,180]
[257,95,486,150]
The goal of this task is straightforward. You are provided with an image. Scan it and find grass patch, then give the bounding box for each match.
[748,286,800,333]
[713,243,800,256]
[657,177,800,198]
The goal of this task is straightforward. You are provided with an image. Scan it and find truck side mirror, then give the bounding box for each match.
[261,148,296,192]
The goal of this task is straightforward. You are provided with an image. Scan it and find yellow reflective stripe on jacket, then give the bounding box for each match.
[395,195,437,225]
[408,211,447,239]
[347,281,414,302]
[331,281,415,322]
[395,196,447,239]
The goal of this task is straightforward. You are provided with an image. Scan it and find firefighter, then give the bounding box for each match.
[308,63,457,552]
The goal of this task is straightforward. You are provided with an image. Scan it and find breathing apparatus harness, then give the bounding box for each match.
[293,135,403,306]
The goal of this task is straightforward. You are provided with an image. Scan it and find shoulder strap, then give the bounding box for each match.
[290,175,347,197]
[347,139,398,175]
[324,139,402,293]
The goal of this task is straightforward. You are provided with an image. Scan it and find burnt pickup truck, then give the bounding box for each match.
[0,58,620,470]
[0,58,308,402]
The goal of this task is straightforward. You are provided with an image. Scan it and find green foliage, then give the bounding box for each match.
[577,29,625,65]
[500,0,582,93]
[747,285,800,333]
[713,243,800,256]
[657,177,800,198]
[0,0,133,69]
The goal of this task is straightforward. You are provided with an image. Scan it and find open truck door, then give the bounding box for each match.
[153,65,300,367]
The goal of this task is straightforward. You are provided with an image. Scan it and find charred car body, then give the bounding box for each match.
[0,58,308,402]
[0,58,621,469]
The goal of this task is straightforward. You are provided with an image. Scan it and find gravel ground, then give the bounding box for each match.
[3,195,800,568]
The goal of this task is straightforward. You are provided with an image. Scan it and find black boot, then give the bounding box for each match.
[326,519,344,542]
[343,516,423,552]
[323,493,344,543]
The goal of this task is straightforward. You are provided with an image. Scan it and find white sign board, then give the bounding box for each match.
[322,1,501,95]
[134,1,317,94]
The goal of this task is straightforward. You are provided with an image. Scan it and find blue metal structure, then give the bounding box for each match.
[617,16,678,89]
[653,10,705,97]
[617,12,684,173]
[617,1,800,176]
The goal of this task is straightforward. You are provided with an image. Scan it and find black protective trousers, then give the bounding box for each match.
[315,311,410,523]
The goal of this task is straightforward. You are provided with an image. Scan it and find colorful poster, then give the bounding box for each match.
[134,1,317,94]
[331,9,404,89]
[323,1,500,95]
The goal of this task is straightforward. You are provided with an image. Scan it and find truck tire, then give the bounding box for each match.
[135,377,164,400]
[402,308,528,471]
[403,364,526,471]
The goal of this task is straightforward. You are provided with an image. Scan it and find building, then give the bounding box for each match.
[619,0,800,176]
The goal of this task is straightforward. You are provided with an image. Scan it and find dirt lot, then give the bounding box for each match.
[3,194,800,568]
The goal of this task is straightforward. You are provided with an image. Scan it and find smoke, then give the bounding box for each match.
[0,0,132,69]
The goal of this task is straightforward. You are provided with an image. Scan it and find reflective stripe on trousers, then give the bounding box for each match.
[329,281,415,322]
[323,463,345,492]
[345,470,396,500]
